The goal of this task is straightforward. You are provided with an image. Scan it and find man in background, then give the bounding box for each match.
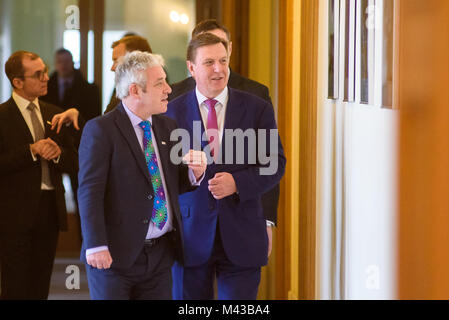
[0,51,78,299]
[41,48,100,211]
[105,35,153,114]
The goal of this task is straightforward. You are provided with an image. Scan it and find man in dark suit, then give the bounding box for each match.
[41,48,100,213]
[169,19,280,255]
[42,48,101,125]
[166,34,285,299]
[0,51,78,299]
[78,51,206,300]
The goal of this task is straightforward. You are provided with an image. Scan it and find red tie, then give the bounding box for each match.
[204,99,219,160]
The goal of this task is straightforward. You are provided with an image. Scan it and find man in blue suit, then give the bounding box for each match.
[166,33,286,300]
[78,51,206,300]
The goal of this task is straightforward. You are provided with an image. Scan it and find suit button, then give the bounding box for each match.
[209,205,215,211]
[142,219,149,224]
[148,194,153,200]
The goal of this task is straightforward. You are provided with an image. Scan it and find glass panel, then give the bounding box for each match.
[382,0,394,108]
[328,0,336,99]
[360,0,377,105]
[344,0,356,102]
[104,0,196,110]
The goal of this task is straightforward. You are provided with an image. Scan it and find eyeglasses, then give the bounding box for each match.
[22,66,49,81]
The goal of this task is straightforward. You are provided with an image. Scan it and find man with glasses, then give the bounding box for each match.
[0,51,78,299]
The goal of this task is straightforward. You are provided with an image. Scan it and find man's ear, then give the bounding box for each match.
[187,60,195,78]
[128,83,140,98]
[12,78,23,90]
[228,41,233,58]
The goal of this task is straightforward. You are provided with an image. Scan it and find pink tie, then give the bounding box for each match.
[204,99,219,160]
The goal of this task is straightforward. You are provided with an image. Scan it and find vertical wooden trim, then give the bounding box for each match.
[398,0,449,299]
[221,0,249,76]
[79,0,89,79]
[93,0,104,91]
[276,0,294,300]
[277,0,318,300]
[299,0,318,300]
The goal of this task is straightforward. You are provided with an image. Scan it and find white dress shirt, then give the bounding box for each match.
[12,91,55,190]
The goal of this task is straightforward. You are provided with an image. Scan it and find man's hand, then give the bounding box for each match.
[51,108,80,133]
[208,172,237,200]
[86,249,113,269]
[183,150,207,181]
[40,138,61,160]
[30,138,61,160]
[267,226,273,257]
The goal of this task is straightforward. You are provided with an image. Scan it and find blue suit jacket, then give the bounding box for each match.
[165,88,286,268]
[78,104,194,269]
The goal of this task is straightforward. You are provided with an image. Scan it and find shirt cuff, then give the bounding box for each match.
[188,168,204,186]
[86,246,109,258]
[52,155,60,164]
[266,220,275,227]
[30,145,38,161]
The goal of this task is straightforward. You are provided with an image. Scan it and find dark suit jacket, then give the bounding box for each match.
[168,70,280,225]
[78,103,195,269]
[42,70,101,147]
[0,98,78,232]
[42,69,101,122]
[104,88,121,115]
[166,88,286,267]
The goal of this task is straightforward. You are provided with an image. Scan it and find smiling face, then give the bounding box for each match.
[187,42,229,99]
[13,57,49,101]
[139,65,172,116]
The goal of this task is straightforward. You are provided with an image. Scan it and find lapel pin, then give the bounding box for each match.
[161,141,167,145]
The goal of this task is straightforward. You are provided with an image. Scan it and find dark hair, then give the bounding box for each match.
[187,33,228,63]
[5,51,40,87]
[112,35,152,53]
[192,19,231,41]
[55,48,73,59]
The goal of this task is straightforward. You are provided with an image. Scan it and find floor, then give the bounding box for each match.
[48,257,90,300]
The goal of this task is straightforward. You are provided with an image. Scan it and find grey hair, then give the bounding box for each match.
[115,51,165,100]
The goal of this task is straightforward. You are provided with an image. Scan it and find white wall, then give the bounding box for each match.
[316,0,398,300]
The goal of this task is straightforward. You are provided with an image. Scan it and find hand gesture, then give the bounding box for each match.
[208,172,237,200]
[183,150,207,181]
[51,108,80,133]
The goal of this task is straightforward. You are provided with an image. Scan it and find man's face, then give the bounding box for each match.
[15,57,49,100]
[55,53,74,78]
[111,43,127,72]
[188,42,229,99]
[138,65,172,115]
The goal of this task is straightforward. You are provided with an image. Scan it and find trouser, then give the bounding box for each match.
[0,191,59,300]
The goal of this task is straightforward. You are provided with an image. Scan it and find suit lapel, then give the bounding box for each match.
[220,88,246,162]
[151,115,170,175]
[183,91,208,151]
[39,100,54,138]
[114,104,152,186]
[7,98,35,144]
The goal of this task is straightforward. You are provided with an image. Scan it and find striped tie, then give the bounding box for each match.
[27,103,52,187]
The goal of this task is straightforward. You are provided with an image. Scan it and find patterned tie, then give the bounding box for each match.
[204,99,219,160]
[139,121,168,230]
[27,103,52,187]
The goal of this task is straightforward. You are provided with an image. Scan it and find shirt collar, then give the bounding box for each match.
[12,91,40,114]
[195,86,228,108]
[122,102,152,128]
